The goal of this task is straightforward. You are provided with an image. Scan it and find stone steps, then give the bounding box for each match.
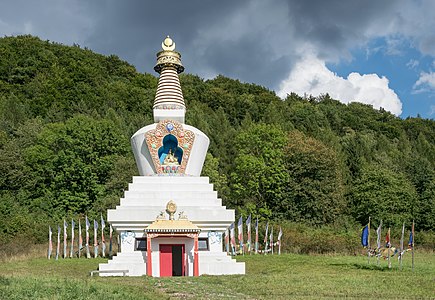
[99,252,146,277]
[131,176,210,184]
[119,198,223,207]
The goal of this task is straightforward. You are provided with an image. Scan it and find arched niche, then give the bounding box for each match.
[158,134,183,165]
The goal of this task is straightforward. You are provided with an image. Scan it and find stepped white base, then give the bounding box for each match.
[99,175,245,277]
[99,251,244,277]
[199,252,245,275]
[99,252,146,277]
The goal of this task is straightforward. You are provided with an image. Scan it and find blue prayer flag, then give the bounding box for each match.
[361,225,369,247]
[408,231,413,248]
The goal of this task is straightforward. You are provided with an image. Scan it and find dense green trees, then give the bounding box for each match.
[0,35,434,246]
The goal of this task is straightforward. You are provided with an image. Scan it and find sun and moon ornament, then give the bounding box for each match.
[154,35,184,74]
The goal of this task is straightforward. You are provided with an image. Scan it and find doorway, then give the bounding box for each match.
[159,244,185,277]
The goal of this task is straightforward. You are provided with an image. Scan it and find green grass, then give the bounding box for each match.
[0,253,434,299]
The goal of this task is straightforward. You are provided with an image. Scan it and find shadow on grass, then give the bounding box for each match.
[330,262,392,271]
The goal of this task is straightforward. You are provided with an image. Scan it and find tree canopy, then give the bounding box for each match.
[0,35,434,245]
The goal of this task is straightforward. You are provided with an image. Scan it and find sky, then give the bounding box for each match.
[1,0,435,119]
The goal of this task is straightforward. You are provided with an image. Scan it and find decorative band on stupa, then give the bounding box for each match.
[153,36,185,110]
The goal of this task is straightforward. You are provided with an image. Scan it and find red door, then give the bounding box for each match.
[159,245,172,277]
[160,244,186,277]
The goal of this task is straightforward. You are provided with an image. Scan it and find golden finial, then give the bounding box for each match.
[154,35,184,74]
[162,35,176,51]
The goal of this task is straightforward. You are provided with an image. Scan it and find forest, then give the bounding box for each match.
[0,35,434,251]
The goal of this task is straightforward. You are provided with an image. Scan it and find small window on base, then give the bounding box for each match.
[135,238,147,251]
[198,238,209,251]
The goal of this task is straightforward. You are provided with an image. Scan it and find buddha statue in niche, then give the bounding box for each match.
[163,149,179,166]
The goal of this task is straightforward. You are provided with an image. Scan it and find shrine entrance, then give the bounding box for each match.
[145,201,200,277]
[159,244,185,277]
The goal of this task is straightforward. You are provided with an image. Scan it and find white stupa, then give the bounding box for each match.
[99,36,245,277]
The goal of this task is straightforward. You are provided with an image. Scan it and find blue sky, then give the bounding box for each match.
[328,37,435,118]
[0,0,434,119]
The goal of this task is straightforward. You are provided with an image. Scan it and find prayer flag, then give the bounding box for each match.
[94,219,99,258]
[399,222,405,268]
[109,224,113,258]
[277,226,283,255]
[386,228,391,248]
[400,222,405,253]
[411,220,415,271]
[361,225,369,247]
[246,214,251,253]
[70,219,75,258]
[230,222,236,255]
[376,220,382,249]
[101,214,106,257]
[386,227,391,269]
[78,218,82,258]
[56,225,60,260]
[255,217,259,254]
[63,219,68,259]
[48,226,53,259]
[269,226,274,254]
[85,216,90,258]
[225,227,230,255]
[237,216,244,254]
[408,231,413,248]
[264,222,269,254]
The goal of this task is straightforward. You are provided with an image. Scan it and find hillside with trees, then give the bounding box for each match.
[1,35,434,250]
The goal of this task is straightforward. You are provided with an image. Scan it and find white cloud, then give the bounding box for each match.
[278,54,402,116]
[413,72,435,92]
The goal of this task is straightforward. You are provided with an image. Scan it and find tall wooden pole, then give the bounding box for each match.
[377,220,382,267]
[367,217,371,264]
[412,220,415,272]
[400,222,405,270]
[387,227,391,269]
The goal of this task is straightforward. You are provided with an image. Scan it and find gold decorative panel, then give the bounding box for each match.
[145,120,195,174]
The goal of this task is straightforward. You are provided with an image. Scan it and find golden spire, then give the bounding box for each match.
[153,36,186,121]
[154,35,184,74]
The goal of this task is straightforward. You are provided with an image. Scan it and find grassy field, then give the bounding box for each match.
[0,251,434,299]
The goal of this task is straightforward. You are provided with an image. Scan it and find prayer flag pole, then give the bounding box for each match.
[225,227,230,255]
[367,216,371,264]
[376,220,382,266]
[101,214,106,258]
[70,219,75,258]
[411,220,415,271]
[48,226,52,259]
[270,226,274,255]
[94,219,99,258]
[255,217,259,254]
[109,224,113,258]
[63,220,68,259]
[237,216,244,255]
[56,225,60,260]
[387,227,391,269]
[400,222,405,270]
[78,218,82,258]
[246,214,251,254]
[264,222,269,255]
[230,222,236,256]
[85,216,91,258]
[277,226,283,255]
